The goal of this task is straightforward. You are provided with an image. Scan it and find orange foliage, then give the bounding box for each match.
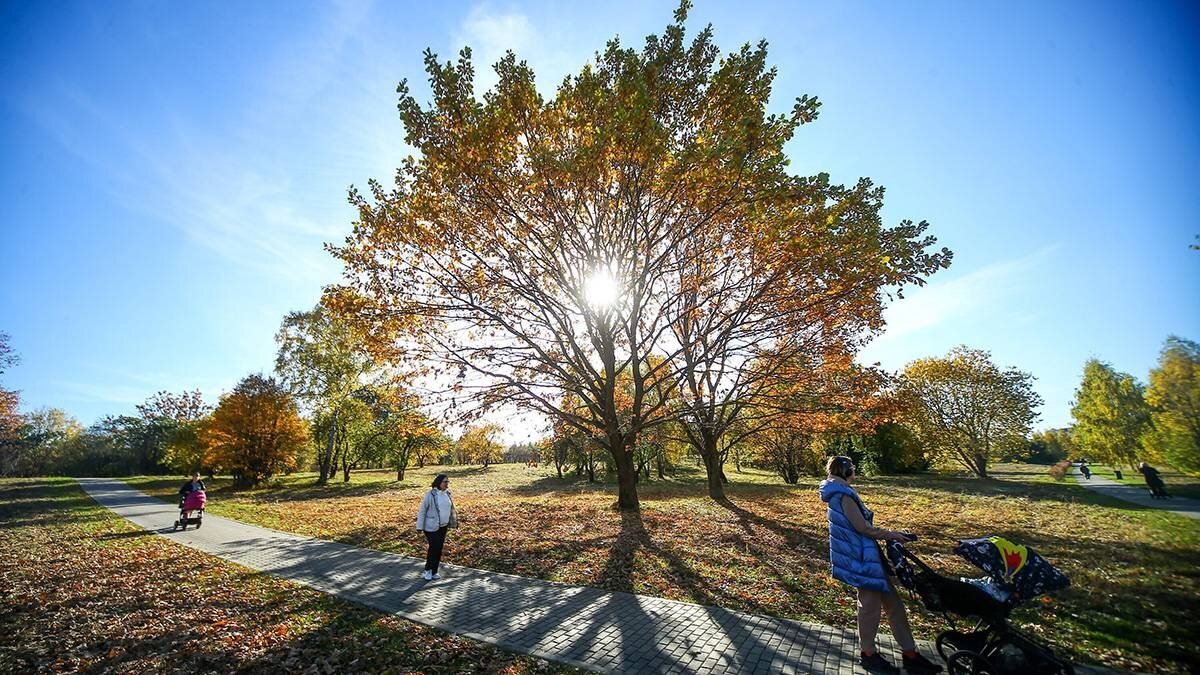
[202,374,307,486]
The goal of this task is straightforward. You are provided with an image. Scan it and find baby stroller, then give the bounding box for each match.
[1142,470,1171,499]
[173,490,206,531]
[887,537,1073,675]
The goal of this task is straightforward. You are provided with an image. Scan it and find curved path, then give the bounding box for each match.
[1072,467,1200,520]
[78,478,1100,675]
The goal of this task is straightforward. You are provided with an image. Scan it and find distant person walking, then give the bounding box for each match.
[1138,462,1170,499]
[818,456,942,674]
[416,473,458,580]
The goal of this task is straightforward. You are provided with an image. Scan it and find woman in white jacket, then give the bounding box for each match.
[415,473,456,580]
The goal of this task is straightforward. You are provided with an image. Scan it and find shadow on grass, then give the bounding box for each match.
[127,475,415,505]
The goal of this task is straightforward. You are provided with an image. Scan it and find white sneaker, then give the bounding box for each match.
[422,570,432,580]
[432,573,441,579]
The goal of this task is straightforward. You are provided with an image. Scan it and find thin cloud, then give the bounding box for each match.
[16,1,397,284]
[876,244,1061,343]
[451,3,586,99]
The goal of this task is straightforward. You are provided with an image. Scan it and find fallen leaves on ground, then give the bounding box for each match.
[126,463,1200,674]
[0,478,574,674]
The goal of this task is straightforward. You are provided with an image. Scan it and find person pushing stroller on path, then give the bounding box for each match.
[819,456,942,674]
[178,472,205,506]
[1138,462,1170,499]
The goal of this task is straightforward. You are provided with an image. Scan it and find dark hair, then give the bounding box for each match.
[431,474,448,489]
[826,456,854,479]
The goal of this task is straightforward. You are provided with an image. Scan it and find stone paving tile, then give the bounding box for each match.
[77,478,1101,674]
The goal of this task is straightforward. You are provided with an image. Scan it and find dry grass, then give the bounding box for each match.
[0,477,573,674]
[126,462,1200,673]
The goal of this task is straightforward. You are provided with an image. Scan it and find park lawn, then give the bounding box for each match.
[0,478,573,674]
[126,463,1200,674]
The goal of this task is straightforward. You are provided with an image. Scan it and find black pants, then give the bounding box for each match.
[424,526,448,573]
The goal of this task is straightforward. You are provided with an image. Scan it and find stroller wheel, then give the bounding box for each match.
[195,519,202,529]
[936,630,982,662]
[946,649,994,675]
[172,521,179,531]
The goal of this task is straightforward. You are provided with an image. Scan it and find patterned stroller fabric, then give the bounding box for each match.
[954,537,1069,602]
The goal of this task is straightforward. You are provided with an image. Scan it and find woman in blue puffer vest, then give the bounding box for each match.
[819,456,941,674]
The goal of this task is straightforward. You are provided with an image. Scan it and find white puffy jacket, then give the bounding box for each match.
[416,488,454,532]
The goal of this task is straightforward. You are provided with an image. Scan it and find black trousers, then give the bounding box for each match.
[424,526,448,573]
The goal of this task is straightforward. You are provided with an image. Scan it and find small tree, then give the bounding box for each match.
[11,407,83,476]
[458,424,504,468]
[899,346,1042,478]
[138,390,213,475]
[1071,359,1149,469]
[163,420,209,475]
[203,374,307,486]
[276,306,378,485]
[375,401,444,482]
[1142,336,1200,474]
[1019,428,1073,465]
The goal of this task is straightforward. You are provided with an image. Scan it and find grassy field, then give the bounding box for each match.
[124,462,1200,673]
[0,477,573,674]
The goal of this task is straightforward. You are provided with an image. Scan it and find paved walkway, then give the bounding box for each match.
[78,478,940,674]
[1073,466,1200,520]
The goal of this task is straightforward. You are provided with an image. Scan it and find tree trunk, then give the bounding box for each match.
[611,441,640,510]
[318,410,338,485]
[701,438,727,501]
[397,465,406,481]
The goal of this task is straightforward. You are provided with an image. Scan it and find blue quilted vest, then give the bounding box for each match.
[819,479,891,593]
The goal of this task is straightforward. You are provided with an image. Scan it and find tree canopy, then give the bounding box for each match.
[1143,336,1200,474]
[1071,359,1149,468]
[327,2,949,508]
[203,374,307,486]
[899,346,1042,478]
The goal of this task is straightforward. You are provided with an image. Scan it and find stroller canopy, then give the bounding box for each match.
[954,537,1069,600]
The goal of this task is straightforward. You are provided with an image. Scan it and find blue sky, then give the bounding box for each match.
[1,0,1197,440]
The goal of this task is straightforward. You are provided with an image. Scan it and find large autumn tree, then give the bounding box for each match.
[1070,359,1150,469]
[1142,336,1200,474]
[899,346,1042,478]
[327,3,949,509]
[203,374,307,486]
